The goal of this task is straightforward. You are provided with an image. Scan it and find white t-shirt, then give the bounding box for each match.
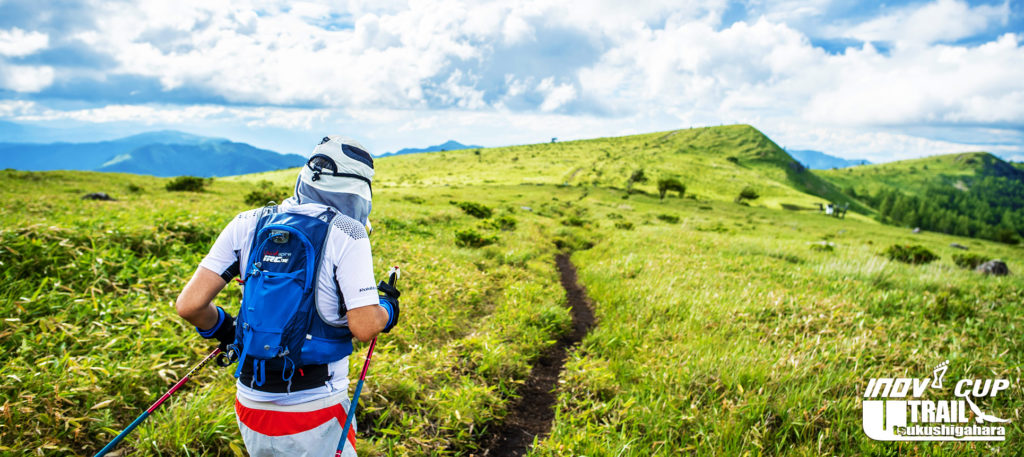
[199,201,379,405]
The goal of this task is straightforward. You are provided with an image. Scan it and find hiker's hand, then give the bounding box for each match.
[196,306,236,352]
[378,280,401,333]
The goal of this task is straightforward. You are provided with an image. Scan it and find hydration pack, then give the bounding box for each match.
[229,206,354,391]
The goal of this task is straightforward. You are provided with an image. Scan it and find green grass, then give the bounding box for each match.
[819,151,1017,197]
[0,170,572,455]
[3,125,1024,456]
[531,188,1024,456]
[232,125,864,217]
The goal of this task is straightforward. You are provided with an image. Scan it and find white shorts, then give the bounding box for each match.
[235,391,357,457]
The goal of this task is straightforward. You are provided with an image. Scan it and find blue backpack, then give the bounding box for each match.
[229,206,355,391]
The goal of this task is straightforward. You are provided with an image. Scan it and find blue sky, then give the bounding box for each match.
[0,0,1021,162]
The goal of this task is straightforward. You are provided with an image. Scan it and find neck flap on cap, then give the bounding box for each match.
[284,135,374,224]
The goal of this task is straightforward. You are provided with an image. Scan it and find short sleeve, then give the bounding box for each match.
[199,216,244,282]
[336,236,379,312]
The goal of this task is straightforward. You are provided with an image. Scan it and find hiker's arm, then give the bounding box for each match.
[347,305,390,342]
[176,266,228,330]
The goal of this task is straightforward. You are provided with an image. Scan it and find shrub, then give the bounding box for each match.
[487,215,517,231]
[165,176,206,192]
[454,228,496,248]
[656,177,686,199]
[809,242,835,252]
[243,181,289,206]
[952,253,990,269]
[552,228,596,250]
[126,183,144,193]
[736,186,759,202]
[562,216,587,227]
[656,214,679,224]
[614,221,634,230]
[883,244,938,264]
[402,195,426,205]
[996,229,1020,245]
[451,200,493,219]
[726,156,740,164]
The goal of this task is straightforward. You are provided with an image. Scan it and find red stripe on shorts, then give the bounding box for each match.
[235,398,358,447]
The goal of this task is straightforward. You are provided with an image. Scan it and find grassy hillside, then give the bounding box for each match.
[820,152,1023,196]
[235,125,867,216]
[3,126,1024,456]
[0,170,573,455]
[821,152,1024,243]
[534,189,1024,456]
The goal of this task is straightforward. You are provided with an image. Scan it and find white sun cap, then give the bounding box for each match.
[288,136,375,224]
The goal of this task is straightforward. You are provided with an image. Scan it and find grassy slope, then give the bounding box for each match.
[3,125,1024,456]
[533,188,1024,456]
[232,125,866,216]
[0,170,572,455]
[819,151,1022,196]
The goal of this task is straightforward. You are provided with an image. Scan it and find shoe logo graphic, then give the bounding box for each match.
[931,360,948,389]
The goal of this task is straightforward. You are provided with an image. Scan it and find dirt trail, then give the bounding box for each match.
[477,253,596,456]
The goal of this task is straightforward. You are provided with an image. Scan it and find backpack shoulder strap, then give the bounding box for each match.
[243,205,280,276]
[249,205,280,248]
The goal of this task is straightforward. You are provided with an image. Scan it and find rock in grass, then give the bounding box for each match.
[950,243,969,250]
[976,260,1010,276]
[82,192,116,201]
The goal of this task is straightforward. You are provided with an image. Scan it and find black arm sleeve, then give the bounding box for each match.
[220,259,240,283]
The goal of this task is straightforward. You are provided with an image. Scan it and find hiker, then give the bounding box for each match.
[174,136,400,457]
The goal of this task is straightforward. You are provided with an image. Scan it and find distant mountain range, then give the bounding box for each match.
[0,131,304,177]
[379,140,481,157]
[787,149,870,169]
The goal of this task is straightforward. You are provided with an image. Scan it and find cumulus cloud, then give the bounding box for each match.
[10,102,333,131]
[803,34,1024,127]
[537,77,576,112]
[0,0,1022,160]
[828,0,1009,46]
[761,120,1017,163]
[0,27,48,57]
[0,64,54,92]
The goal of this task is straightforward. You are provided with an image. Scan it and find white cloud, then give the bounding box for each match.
[0,64,54,92]
[830,0,1009,45]
[761,121,1015,163]
[10,102,334,131]
[0,100,38,117]
[0,28,49,57]
[1,0,1022,161]
[502,14,534,45]
[804,34,1024,126]
[537,77,576,112]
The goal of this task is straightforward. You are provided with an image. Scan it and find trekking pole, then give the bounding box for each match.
[336,266,399,456]
[94,348,222,457]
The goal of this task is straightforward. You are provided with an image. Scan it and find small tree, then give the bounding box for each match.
[626,169,647,194]
[657,178,686,200]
